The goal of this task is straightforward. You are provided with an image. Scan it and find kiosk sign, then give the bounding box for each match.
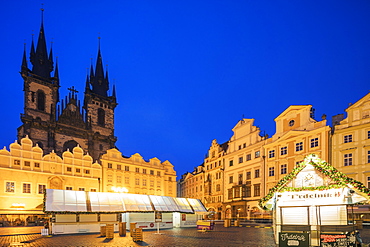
[279,232,309,247]
[320,233,356,247]
[155,211,162,222]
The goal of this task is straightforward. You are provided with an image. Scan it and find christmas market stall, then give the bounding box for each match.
[259,154,370,247]
[44,189,207,235]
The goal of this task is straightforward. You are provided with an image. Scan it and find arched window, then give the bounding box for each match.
[37,90,45,111]
[98,108,105,127]
[63,140,79,152]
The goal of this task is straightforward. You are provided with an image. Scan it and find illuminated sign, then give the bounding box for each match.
[11,203,25,209]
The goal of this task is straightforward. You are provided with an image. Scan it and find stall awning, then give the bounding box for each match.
[44,189,207,214]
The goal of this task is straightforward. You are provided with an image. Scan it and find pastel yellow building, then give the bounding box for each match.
[264,105,331,193]
[332,92,370,188]
[178,167,204,200]
[100,148,177,197]
[0,136,101,226]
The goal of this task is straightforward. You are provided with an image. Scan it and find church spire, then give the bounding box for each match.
[29,8,54,80]
[21,43,28,75]
[88,37,109,97]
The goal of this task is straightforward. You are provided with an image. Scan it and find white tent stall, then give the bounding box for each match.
[44,189,207,234]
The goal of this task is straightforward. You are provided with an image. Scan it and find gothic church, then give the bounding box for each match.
[17,10,117,161]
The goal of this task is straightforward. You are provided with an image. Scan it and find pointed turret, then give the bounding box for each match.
[21,43,28,75]
[30,9,54,80]
[88,39,109,97]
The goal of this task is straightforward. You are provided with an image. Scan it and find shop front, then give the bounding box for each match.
[259,154,370,246]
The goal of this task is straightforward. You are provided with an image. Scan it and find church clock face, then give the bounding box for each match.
[303,174,314,187]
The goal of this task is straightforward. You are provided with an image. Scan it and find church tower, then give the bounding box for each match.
[17,9,59,153]
[84,40,118,160]
[18,9,118,161]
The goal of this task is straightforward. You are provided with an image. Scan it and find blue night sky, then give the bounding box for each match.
[1,1,369,178]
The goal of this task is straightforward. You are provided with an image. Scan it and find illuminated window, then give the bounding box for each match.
[281,147,287,155]
[344,135,353,143]
[24,161,30,167]
[255,151,260,158]
[117,164,121,170]
[296,142,303,151]
[269,167,275,176]
[246,154,251,161]
[5,182,15,193]
[66,186,72,190]
[269,150,275,158]
[23,183,31,193]
[38,184,46,194]
[281,164,287,174]
[344,153,353,166]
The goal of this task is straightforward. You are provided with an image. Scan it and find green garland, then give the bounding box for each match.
[258,154,370,210]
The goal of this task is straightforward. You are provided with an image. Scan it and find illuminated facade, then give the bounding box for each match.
[100,148,176,197]
[178,167,204,200]
[332,92,370,188]
[0,136,100,226]
[263,105,331,193]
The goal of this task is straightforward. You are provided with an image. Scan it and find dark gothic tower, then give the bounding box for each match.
[18,9,59,152]
[84,39,118,160]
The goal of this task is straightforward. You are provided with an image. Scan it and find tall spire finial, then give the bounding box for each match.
[41,4,45,25]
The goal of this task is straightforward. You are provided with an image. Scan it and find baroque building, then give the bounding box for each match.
[17,11,117,162]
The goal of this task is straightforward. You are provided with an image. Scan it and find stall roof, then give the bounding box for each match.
[44,189,207,214]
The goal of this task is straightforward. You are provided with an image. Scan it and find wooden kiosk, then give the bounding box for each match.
[259,154,370,246]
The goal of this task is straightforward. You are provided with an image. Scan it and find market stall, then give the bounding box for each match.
[259,154,370,246]
[44,190,207,234]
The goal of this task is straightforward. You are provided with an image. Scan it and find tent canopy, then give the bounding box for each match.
[44,189,207,214]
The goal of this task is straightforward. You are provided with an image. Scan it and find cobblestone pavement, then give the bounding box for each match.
[0,225,275,247]
[0,225,369,247]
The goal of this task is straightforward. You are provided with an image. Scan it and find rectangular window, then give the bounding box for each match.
[368,150,370,164]
[234,187,240,198]
[24,161,30,167]
[135,168,140,173]
[23,183,31,193]
[255,169,260,178]
[344,135,353,143]
[255,151,260,158]
[238,157,243,164]
[34,162,40,168]
[344,153,353,166]
[117,164,121,170]
[108,163,113,169]
[157,181,161,188]
[296,142,303,151]
[150,180,154,187]
[269,150,275,158]
[310,138,319,148]
[150,170,154,175]
[245,186,251,197]
[229,160,234,167]
[157,171,161,176]
[368,131,370,139]
[76,168,81,173]
[107,174,113,183]
[368,177,370,189]
[246,171,251,180]
[66,186,72,190]
[91,189,97,192]
[135,178,140,186]
[125,166,130,171]
[254,184,261,197]
[84,169,90,174]
[228,189,233,199]
[238,174,243,185]
[269,167,275,176]
[229,175,233,184]
[281,147,287,155]
[79,188,85,191]
[143,169,147,174]
[143,179,147,186]
[14,159,20,166]
[117,176,122,184]
[67,167,72,172]
[5,182,15,193]
[38,184,46,194]
[246,154,251,161]
[281,164,287,174]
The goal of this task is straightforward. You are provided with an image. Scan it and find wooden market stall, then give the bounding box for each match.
[259,154,370,247]
[44,189,207,235]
